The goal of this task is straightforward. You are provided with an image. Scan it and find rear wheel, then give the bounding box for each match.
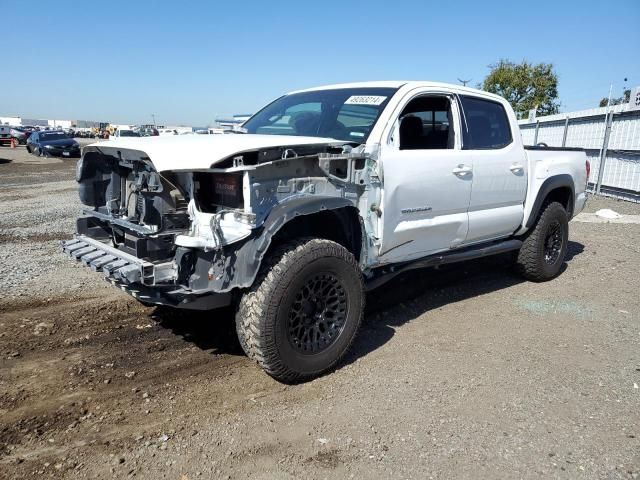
[236,238,364,383]
[515,201,569,281]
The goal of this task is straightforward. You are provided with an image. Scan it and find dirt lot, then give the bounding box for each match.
[1,144,639,479]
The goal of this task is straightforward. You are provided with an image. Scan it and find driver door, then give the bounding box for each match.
[377,91,472,264]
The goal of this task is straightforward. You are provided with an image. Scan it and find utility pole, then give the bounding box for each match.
[607,78,629,107]
[151,114,156,126]
[458,78,471,87]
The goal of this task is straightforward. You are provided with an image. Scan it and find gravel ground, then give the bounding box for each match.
[0,142,96,299]
[0,147,639,479]
[582,195,640,215]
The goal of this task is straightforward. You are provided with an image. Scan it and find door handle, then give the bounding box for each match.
[452,164,472,176]
[510,164,524,173]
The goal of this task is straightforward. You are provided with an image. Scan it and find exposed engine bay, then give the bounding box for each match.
[66,140,378,309]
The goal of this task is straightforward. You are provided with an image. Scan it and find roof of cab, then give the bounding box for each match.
[289,81,408,93]
[288,81,506,103]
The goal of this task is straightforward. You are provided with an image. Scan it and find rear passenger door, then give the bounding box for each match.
[459,95,527,244]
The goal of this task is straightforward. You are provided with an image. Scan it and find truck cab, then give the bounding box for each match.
[371,85,529,263]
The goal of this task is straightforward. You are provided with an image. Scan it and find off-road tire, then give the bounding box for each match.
[236,237,364,383]
[515,201,569,281]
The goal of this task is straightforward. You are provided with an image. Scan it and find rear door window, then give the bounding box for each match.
[460,96,512,149]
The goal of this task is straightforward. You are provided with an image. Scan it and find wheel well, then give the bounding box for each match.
[525,175,576,230]
[544,186,574,217]
[269,207,363,261]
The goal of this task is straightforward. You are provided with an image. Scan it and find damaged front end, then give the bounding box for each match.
[63,140,379,310]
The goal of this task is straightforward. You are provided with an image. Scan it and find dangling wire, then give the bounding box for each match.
[210,210,233,250]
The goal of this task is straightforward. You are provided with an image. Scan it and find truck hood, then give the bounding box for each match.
[87,134,345,172]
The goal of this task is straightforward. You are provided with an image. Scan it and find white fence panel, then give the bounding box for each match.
[519,105,640,201]
[609,112,640,150]
[535,121,565,146]
[564,118,607,149]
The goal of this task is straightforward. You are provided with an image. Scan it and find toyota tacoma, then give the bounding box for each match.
[63,81,589,382]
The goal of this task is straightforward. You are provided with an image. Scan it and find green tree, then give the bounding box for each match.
[481,59,560,118]
[599,89,631,107]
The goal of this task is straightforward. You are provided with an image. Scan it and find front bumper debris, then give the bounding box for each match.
[62,235,164,285]
[61,236,231,310]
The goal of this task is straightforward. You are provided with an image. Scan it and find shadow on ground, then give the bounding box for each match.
[565,239,584,261]
[153,305,244,356]
[152,241,585,369]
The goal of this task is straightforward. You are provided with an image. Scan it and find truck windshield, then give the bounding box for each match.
[243,87,398,143]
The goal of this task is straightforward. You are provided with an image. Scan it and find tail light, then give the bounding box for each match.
[585,160,591,186]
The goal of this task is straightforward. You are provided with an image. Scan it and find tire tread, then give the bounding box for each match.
[515,201,568,281]
[236,237,364,383]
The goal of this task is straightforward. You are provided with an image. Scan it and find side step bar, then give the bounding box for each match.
[365,239,523,291]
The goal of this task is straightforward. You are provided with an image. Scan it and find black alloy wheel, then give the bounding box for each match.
[236,237,364,383]
[287,272,348,354]
[543,220,563,265]
[515,201,569,281]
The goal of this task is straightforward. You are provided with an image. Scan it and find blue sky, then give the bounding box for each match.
[2,0,638,125]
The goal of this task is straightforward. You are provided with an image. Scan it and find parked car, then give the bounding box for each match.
[26,130,81,157]
[64,81,588,382]
[0,125,13,145]
[9,127,29,145]
[112,129,141,139]
[78,130,96,138]
[139,127,159,137]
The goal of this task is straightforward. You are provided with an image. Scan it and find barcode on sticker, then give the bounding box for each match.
[344,95,387,106]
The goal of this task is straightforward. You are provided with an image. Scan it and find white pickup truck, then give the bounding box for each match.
[64,81,588,382]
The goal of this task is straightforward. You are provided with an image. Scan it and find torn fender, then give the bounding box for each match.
[182,195,362,293]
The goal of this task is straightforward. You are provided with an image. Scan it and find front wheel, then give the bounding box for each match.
[236,238,364,383]
[515,201,569,281]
